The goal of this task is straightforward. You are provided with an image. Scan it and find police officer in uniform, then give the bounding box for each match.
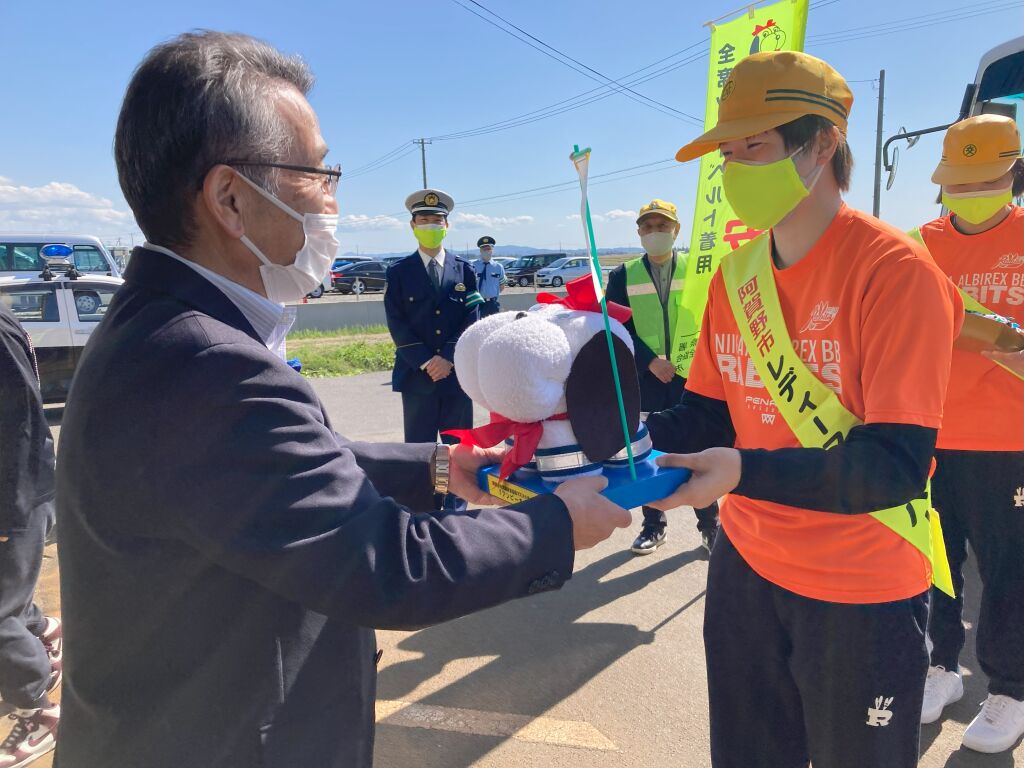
[605,199,720,555]
[474,236,505,317]
[384,189,484,510]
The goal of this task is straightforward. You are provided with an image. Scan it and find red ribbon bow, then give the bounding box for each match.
[536,274,632,324]
[752,19,776,35]
[444,412,569,479]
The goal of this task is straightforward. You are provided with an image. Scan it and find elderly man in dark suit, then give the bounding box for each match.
[54,31,630,768]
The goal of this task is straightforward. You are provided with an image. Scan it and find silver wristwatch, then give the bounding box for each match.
[432,443,451,496]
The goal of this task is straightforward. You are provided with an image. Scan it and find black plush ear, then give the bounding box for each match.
[565,333,641,463]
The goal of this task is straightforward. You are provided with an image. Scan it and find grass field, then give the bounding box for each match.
[287,325,394,377]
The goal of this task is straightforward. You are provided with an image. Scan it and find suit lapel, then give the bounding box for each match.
[123,248,261,344]
[440,251,459,297]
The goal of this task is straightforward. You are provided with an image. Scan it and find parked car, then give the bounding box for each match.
[0,234,121,279]
[381,255,406,268]
[305,273,331,299]
[0,268,123,403]
[534,256,591,288]
[332,261,387,295]
[491,256,517,269]
[504,253,566,287]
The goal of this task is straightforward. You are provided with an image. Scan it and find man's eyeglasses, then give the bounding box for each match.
[225,161,343,196]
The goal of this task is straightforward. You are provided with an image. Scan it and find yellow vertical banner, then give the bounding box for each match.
[675,0,809,377]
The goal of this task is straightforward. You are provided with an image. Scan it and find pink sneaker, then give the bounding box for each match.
[0,706,59,768]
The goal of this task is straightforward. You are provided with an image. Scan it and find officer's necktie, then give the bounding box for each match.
[429,258,441,291]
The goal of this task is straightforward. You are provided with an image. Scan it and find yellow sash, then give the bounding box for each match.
[720,234,954,596]
[909,227,1024,382]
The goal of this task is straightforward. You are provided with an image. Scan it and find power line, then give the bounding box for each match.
[809,0,1016,39]
[344,142,413,176]
[808,0,1023,45]
[357,0,845,156]
[450,0,704,125]
[430,45,711,141]
[342,145,418,181]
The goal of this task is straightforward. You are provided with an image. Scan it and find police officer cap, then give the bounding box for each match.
[405,188,454,217]
[477,236,496,247]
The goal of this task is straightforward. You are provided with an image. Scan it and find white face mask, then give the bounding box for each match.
[237,173,339,304]
[640,230,677,259]
[480,250,492,261]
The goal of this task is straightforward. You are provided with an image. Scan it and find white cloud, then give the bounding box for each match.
[451,212,534,229]
[566,209,638,224]
[0,179,137,237]
[337,213,405,231]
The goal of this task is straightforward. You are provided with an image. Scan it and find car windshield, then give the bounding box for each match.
[547,258,570,270]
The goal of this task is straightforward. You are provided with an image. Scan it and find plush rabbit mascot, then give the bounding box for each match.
[448,275,652,484]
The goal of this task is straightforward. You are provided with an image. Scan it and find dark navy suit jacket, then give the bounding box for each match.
[384,250,479,394]
[54,248,572,768]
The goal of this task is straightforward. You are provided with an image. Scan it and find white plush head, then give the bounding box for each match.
[455,302,641,463]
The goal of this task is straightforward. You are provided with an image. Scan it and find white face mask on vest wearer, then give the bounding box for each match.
[641,231,677,262]
[236,173,339,304]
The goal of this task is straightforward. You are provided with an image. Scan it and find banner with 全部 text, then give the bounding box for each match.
[674,0,808,378]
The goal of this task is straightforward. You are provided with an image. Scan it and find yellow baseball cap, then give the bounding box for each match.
[931,114,1022,185]
[675,51,853,163]
[636,199,679,224]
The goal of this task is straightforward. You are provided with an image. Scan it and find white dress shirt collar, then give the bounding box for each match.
[144,242,295,357]
[419,247,446,272]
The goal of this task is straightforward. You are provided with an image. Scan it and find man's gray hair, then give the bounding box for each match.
[114,31,314,249]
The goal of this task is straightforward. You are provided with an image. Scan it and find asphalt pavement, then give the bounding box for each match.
[23,372,1021,767]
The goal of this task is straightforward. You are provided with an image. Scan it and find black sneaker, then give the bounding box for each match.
[630,527,667,556]
[700,526,718,556]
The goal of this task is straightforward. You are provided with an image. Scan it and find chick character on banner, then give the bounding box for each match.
[443,147,691,508]
[675,0,809,378]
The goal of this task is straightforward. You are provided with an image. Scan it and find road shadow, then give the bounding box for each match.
[376,545,706,766]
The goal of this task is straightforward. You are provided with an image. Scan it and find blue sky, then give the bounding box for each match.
[2,0,1021,254]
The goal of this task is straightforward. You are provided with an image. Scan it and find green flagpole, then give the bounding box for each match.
[573,144,636,480]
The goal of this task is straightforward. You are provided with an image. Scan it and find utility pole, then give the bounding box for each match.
[414,139,432,188]
[872,69,886,218]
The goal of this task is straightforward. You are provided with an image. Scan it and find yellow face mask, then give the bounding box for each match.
[722,146,823,231]
[942,186,1013,226]
[413,224,447,249]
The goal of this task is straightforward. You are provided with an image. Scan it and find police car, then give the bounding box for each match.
[0,245,123,403]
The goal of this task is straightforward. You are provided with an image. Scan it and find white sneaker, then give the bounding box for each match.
[0,706,59,768]
[962,694,1024,753]
[920,666,963,724]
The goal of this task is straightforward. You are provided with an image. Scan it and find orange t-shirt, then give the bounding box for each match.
[687,204,962,604]
[919,207,1024,451]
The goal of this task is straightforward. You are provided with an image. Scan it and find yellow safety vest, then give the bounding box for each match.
[720,234,954,597]
[625,254,698,377]
[909,227,1024,382]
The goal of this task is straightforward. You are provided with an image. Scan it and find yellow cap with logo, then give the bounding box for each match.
[675,51,853,163]
[931,114,1022,185]
[636,199,679,224]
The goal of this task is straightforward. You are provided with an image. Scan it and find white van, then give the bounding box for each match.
[0,234,121,279]
[534,256,591,288]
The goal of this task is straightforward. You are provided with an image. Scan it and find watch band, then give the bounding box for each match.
[432,443,451,496]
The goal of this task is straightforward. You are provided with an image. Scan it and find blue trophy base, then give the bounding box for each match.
[477,451,691,509]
